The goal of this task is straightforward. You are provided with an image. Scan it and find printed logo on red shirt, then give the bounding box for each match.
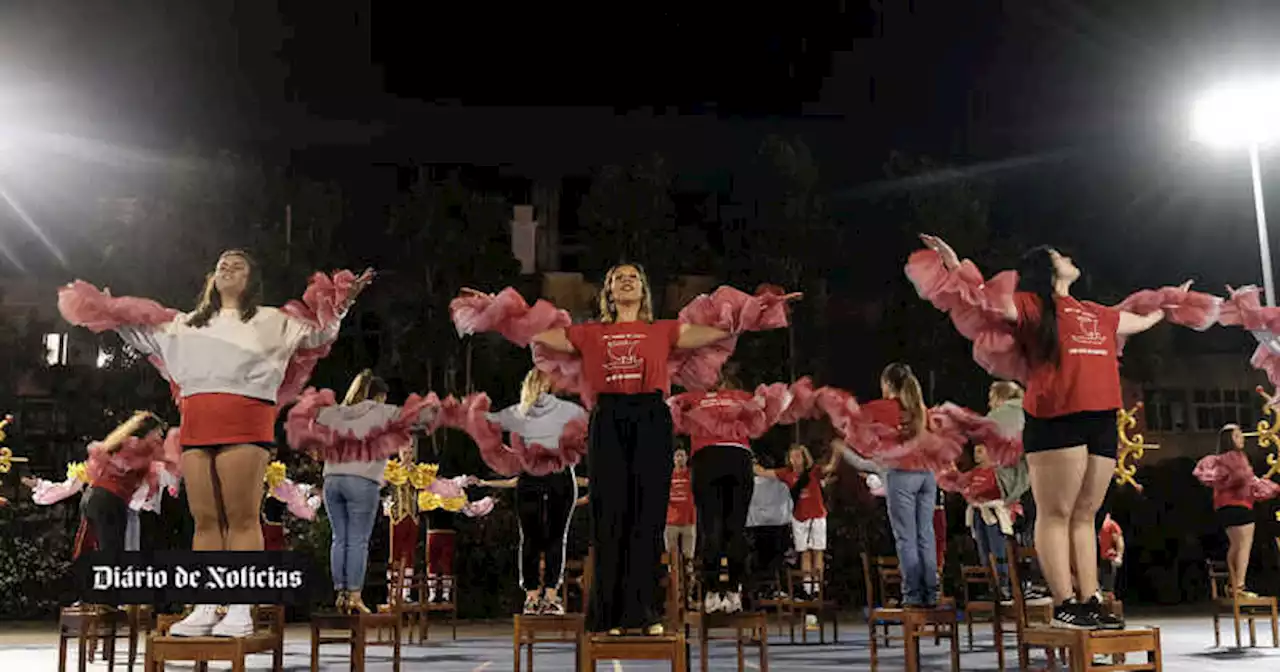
[1065,305,1107,351]
[603,333,645,385]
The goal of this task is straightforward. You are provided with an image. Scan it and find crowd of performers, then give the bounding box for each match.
[19,230,1280,645]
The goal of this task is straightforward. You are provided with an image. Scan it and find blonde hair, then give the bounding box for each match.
[598,263,655,323]
[881,362,927,440]
[990,381,1024,403]
[518,368,553,415]
[788,444,815,470]
[343,369,375,405]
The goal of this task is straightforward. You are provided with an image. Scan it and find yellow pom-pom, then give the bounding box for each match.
[264,461,287,489]
[409,463,438,489]
[441,496,467,513]
[66,461,88,483]
[384,459,409,487]
[417,491,442,511]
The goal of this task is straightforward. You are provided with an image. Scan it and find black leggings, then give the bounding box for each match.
[516,468,578,592]
[586,392,675,632]
[692,445,754,591]
[81,486,129,555]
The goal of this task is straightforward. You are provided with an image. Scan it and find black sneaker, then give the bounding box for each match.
[1050,600,1098,630]
[1087,596,1124,630]
[1024,586,1054,606]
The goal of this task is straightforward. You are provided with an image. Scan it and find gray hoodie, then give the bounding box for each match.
[321,400,432,485]
[989,398,1030,502]
[488,393,587,448]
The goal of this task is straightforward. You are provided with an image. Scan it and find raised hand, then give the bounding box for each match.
[458,287,493,300]
[350,268,376,301]
[1177,280,1194,292]
[919,234,961,269]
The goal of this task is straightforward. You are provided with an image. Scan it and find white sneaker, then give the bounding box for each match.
[805,614,818,630]
[211,605,254,638]
[704,592,724,613]
[169,605,221,637]
[723,591,743,614]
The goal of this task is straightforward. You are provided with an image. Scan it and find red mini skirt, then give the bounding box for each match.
[180,393,276,447]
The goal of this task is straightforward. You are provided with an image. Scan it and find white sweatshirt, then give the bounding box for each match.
[117,306,343,403]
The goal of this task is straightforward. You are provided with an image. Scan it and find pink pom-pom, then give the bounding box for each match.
[280,270,357,331]
[464,496,496,518]
[57,281,179,332]
[677,285,791,334]
[449,288,571,347]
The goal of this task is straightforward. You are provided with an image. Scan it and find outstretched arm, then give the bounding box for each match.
[1118,309,1165,336]
[919,234,1018,322]
[753,464,779,479]
[532,327,576,353]
[479,477,519,489]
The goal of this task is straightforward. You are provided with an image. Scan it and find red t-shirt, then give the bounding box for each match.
[862,398,904,437]
[962,466,1001,504]
[1099,517,1122,560]
[666,468,695,525]
[778,466,827,522]
[566,320,681,396]
[683,389,756,454]
[1014,293,1122,418]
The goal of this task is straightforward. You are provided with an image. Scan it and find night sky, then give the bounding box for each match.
[3,0,1280,291]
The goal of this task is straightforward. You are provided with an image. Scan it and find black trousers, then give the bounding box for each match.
[586,392,675,632]
[82,486,129,555]
[516,467,578,592]
[692,445,754,591]
[747,525,791,594]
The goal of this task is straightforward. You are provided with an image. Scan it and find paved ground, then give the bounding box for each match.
[4,613,1280,670]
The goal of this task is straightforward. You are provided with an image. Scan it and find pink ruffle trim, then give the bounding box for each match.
[668,285,793,392]
[449,288,571,347]
[908,248,1225,381]
[464,496,496,518]
[285,388,442,463]
[280,270,358,331]
[57,281,178,332]
[669,382,795,444]
[929,403,1023,467]
[777,377,821,425]
[1252,477,1280,502]
[272,480,318,521]
[86,433,176,486]
[443,393,588,477]
[1219,286,1280,387]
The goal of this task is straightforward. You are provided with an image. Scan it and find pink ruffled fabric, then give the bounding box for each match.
[668,285,793,391]
[31,477,85,505]
[57,281,179,333]
[935,469,968,494]
[777,377,821,425]
[1251,477,1280,502]
[669,383,794,445]
[929,403,1023,468]
[449,288,572,347]
[907,248,1225,381]
[1193,451,1278,506]
[273,480,318,521]
[814,387,899,459]
[445,393,588,477]
[86,434,172,489]
[285,388,442,463]
[277,270,359,407]
[464,496,496,518]
[1218,286,1280,387]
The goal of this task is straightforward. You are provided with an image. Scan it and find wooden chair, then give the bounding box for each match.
[420,573,460,640]
[581,632,687,672]
[562,550,594,614]
[146,606,284,672]
[1005,541,1162,671]
[693,610,769,672]
[380,559,429,643]
[59,605,132,672]
[310,611,403,672]
[1207,559,1280,648]
[514,613,585,672]
[782,567,839,644]
[860,553,960,672]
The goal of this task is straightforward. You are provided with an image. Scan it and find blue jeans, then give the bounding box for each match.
[324,474,382,591]
[885,469,939,605]
[971,512,1010,593]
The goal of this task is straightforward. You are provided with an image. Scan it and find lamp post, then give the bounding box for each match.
[1192,80,1280,306]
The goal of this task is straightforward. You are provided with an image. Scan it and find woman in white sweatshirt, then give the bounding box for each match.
[59,250,372,636]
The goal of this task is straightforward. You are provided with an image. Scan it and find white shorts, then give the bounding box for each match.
[791,517,828,552]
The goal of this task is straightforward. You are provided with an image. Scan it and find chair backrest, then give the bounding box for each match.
[1003,539,1030,632]
[1206,559,1231,600]
[961,564,996,605]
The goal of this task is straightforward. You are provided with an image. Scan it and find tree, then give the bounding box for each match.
[577,153,700,300]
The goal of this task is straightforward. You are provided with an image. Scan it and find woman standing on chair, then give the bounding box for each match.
[909,234,1217,629]
[451,263,797,635]
[1194,423,1280,598]
[60,251,373,636]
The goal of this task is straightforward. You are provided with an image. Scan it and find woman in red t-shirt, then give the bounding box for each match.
[1194,423,1280,597]
[454,263,798,635]
[917,235,1174,630]
[756,444,833,599]
[665,446,697,562]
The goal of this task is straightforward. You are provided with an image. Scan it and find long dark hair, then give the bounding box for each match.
[881,362,927,440]
[1017,245,1060,366]
[186,249,263,328]
[1218,424,1242,454]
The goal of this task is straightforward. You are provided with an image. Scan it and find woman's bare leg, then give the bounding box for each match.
[1026,446,1088,604]
[1227,524,1256,593]
[181,449,225,551]
[214,445,269,551]
[1070,455,1116,600]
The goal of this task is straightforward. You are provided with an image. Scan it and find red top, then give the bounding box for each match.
[1014,293,1122,418]
[566,320,681,396]
[778,466,827,522]
[683,389,756,454]
[961,466,1001,504]
[861,398,932,472]
[666,468,695,525]
[91,466,144,503]
[1098,517,1122,560]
